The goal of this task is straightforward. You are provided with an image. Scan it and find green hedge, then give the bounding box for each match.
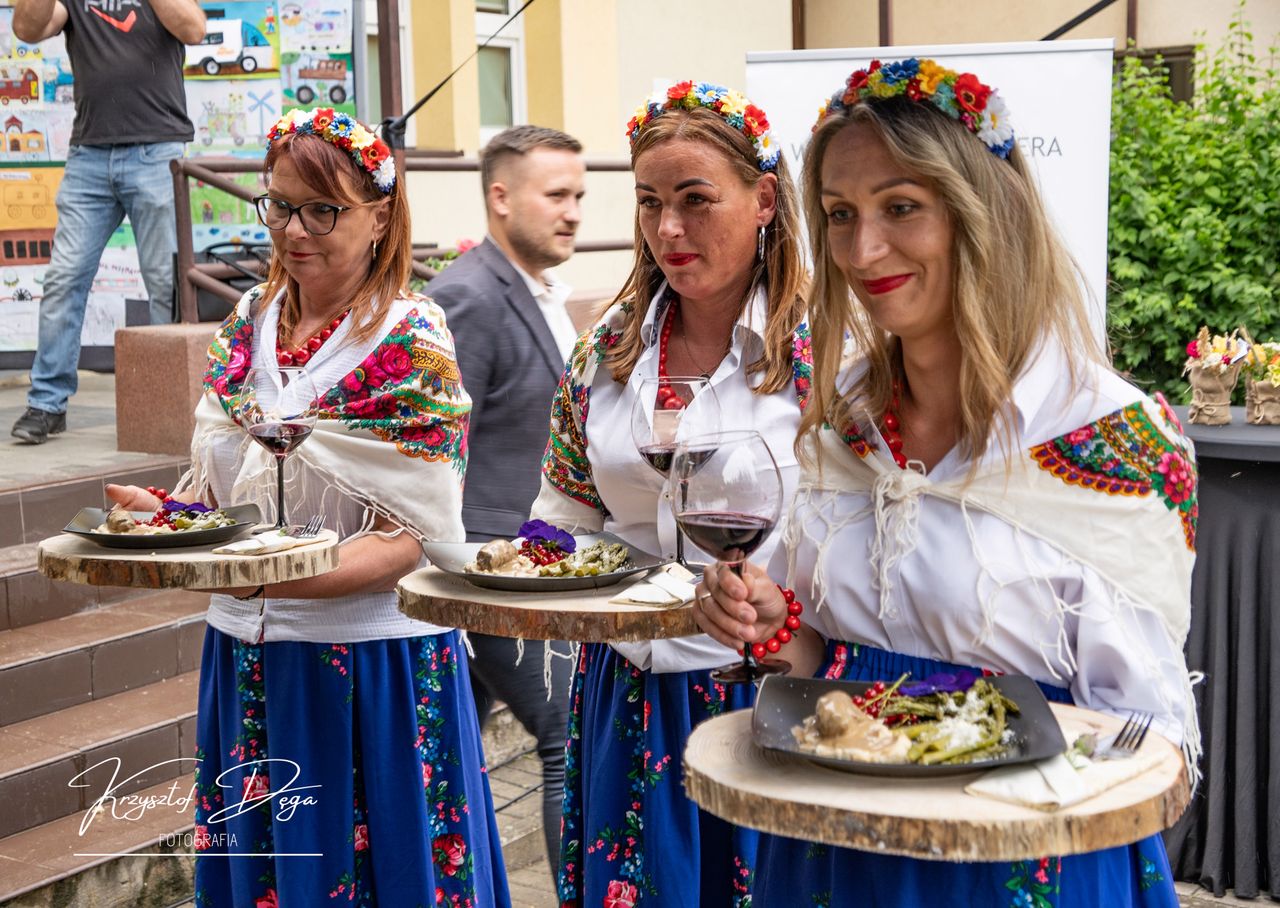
[1107,3,1280,399]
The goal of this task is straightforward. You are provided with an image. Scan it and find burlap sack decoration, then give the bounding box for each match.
[1187,362,1240,425]
[1245,378,1280,425]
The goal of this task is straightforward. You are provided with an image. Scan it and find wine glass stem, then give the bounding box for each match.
[730,562,758,681]
[275,457,287,529]
[676,482,689,567]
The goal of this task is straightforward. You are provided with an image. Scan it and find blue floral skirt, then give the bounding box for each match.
[753,641,1179,908]
[192,626,510,908]
[557,642,758,907]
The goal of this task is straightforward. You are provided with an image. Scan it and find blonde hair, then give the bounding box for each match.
[799,97,1103,468]
[260,131,412,347]
[604,107,808,394]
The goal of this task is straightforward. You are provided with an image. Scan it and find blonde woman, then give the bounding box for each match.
[695,59,1196,907]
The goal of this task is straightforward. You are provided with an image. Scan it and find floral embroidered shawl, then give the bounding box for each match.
[190,285,470,542]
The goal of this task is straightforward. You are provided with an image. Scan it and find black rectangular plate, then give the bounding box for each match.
[63,504,262,550]
[422,532,672,592]
[753,673,1067,778]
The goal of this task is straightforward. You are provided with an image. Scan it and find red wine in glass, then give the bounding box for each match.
[672,430,785,684]
[674,511,776,563]
[248,422,314,459]
[637,443,675,477]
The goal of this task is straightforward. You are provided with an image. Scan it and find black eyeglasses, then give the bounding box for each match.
[253,195,358,236]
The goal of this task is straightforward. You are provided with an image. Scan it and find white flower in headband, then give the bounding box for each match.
[266,107,397,193]
[627,80,782,172]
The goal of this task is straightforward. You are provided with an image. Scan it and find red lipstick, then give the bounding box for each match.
[664,253,698,267]
[862,274,911,295]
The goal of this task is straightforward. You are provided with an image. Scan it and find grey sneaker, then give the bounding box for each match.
[11,407,67,444]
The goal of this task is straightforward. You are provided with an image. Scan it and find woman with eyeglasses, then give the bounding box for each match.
[105,108,510,907]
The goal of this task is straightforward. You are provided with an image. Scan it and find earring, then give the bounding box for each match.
[756,225,766,262]
[372,239,378,259]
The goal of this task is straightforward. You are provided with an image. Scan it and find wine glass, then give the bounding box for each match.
[242,366,319,530]
[672,430,785,684]
[631,375,721,566]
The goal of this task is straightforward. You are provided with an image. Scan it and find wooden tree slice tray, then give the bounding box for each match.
[397,567,698,642]
[683,704,1189,862]
[38,530,340,590]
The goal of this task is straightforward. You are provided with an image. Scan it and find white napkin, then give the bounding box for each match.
[212,530,319,556]
[609,563,697,607]
[964,717,1164,811]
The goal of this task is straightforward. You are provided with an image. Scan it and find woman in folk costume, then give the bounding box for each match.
[107,109,509,907]
[695,59,1198,907]
[530,82,809,907]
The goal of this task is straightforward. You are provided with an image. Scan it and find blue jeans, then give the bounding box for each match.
[28,142,184,414]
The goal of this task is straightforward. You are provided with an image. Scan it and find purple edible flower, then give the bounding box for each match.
[516,519,576,553]
[899,670,977,697]
[162,500,213,514]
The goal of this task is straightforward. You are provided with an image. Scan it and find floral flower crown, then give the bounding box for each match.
[266,107,396,194]
[814,58,1015,159]
[627,80,781,171]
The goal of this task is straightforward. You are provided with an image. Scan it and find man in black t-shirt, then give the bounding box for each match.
[10,0,205,444]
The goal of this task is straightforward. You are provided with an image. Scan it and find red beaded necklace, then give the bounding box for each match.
[655,300,687,411]
[881,381,908,469]
[276,309,350,366]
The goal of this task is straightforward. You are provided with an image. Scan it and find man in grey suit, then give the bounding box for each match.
[425,125,586,873]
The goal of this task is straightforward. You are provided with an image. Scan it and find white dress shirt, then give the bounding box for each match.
[490,236,579,361]
[546,283,805,673]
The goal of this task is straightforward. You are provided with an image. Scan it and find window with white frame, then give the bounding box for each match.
[475,2,526,144]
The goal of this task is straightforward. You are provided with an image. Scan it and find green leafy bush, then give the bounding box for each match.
[1107,2,1280,399]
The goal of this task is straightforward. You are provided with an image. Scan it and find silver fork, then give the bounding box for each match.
[296,515,324,538]
[1096,711,1153,760]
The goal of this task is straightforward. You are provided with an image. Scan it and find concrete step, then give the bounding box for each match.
[0,671,198,840]
[0,772,197,907]
[0,591,207,726]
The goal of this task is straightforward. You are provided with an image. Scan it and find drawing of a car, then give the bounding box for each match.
[293,58,348,105]
[186,19,274,76]
[0,67,39,105]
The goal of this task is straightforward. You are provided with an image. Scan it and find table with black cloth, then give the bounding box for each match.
[1164,406,1280,900]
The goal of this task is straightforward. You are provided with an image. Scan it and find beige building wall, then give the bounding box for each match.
[408,0,481,153]
[805,0,1278,50]
[1139,0,1280,48]
[613,0,795,156]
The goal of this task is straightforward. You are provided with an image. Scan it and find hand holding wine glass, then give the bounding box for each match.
[672,429,785,683]
[631,375,720,565]
[243,365,319,530]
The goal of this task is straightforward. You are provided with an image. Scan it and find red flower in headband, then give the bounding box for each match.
[905,78,923,101]
[954,73,992,113]
[313,108,335,129]
[363,143,389,167]
[743,104,769,138]
[668,81,694,101]
[847,69,871,92]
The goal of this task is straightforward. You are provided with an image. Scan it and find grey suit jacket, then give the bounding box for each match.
[426,239,569,541]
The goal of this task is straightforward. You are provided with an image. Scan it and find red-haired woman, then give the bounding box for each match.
[107,109,510,907]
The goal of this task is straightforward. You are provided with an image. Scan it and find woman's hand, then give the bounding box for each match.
[104,483,164,512]
[694,560,787,651]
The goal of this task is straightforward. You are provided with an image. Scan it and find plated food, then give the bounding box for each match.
[96,501,240,536]
[464,520,632,578]
[422,527,670,593]
[792,675,1019,766]
[63,503,263,550]
[754,673,1066,778]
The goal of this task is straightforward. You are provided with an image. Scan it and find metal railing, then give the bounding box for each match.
[169,155,633,323]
